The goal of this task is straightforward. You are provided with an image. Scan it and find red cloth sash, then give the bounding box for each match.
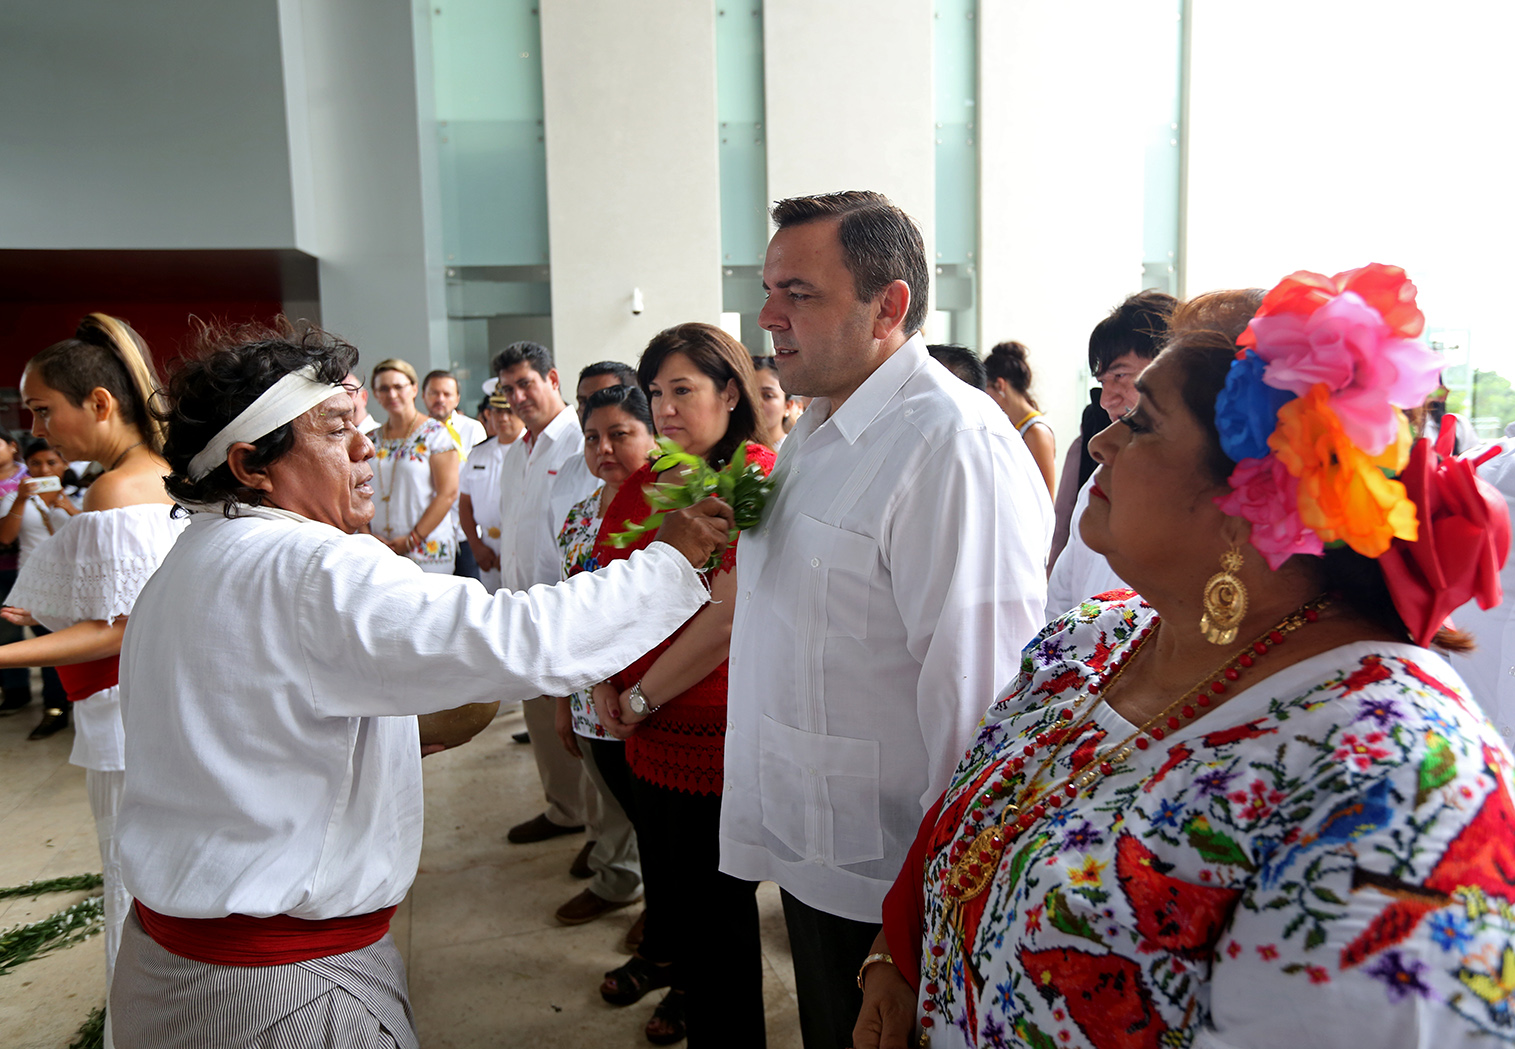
[56,654,119,703]
[134,901,398,967]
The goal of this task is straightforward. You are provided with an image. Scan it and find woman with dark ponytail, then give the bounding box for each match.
[984,340,1056,496]
[0,313,185,1040]
[981,339,1054,497]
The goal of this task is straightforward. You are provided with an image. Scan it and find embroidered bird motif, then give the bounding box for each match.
[1334,654,1394,696]
[1259,778,1395,889]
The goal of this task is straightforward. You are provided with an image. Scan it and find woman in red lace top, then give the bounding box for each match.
[592,323,778,1047]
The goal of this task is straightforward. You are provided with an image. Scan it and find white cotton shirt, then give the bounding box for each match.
[1045,473,1127,621]
[721,336,1053,923]
[459,435,522,592]
[7,504,186,771]
[497,406,595,591]
[116,506,710,920]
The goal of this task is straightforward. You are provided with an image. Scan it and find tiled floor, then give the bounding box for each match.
[0,702,802,1048]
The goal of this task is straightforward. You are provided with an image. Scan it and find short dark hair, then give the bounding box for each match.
[636,322,772,465]
[492,341,554,379]
[579,361,637,388]
[21,436,51,460]
[157,320,357,513]
[771,191,930,336]
[926,344,987,391]
[1088,289,1178,376]
[583,383,654,434]
[421,369,458,393]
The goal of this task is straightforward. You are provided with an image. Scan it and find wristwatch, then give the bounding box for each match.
[627,681,654,716]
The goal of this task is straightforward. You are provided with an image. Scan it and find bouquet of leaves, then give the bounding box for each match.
[608,438,776,570]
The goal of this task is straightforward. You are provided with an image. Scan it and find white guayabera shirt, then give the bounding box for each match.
[720,335,1054,923]
[116,505,709,919]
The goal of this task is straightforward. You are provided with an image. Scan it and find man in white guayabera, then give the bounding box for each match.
[721,191,1052,1049]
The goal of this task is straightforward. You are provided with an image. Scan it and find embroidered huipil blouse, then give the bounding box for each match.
[892,594,1515,1048]
[371,418,458,572]
[557,485,611,739]
[593,445,776,794]
[8,505,186,771]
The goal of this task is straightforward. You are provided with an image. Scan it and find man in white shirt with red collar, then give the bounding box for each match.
[722,191,1052,1049]
[494,341,600,847]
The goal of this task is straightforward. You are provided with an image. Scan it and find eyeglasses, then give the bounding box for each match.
[373,383,414,395]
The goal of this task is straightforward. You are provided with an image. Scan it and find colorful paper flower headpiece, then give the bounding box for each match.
[1214,263,1510,645]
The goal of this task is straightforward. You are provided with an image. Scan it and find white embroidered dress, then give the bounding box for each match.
[8,504,186,770]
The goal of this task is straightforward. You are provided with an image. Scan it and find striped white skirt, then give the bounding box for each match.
[110,910,418,1049]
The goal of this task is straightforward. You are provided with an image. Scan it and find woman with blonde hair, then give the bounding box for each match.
[367,358,460,573]
[0,313,185,1041]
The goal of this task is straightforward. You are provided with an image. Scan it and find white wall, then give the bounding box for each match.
[277,0,449,372]
[977,0,1149,450]
[538,0,724,385]
[762,0,936,290]
[0,0,296,249]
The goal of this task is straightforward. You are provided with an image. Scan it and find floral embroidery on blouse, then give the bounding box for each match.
[917,593,1515,1048]
[558,486,609,739]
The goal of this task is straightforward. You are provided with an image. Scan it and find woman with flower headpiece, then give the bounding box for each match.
[852,267,1515,1049]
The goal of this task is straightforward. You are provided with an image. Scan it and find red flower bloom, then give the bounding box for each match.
[1379,415,1511,647]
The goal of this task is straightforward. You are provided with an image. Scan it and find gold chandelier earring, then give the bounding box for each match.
[1201,543,1248,645]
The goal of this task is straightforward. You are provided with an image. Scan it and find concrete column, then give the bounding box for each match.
[977,0,1149,445]
[278,0,449,372]
[538,0,723,383]
[762,0,937,299]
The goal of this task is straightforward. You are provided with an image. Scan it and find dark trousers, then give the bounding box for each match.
[780,890,882,1049]
[629,772,765,1048]
[584,737,669,966]
[452,539,481,581]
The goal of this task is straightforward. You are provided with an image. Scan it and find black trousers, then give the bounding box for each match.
[780,890,881,1049]
[583,737,670,966]
[629,772,765,1048]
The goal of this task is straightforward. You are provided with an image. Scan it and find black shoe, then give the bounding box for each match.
[0,687,32,716]
[511,730,531,744]
[506,813,584,844]
[28,707,69,740]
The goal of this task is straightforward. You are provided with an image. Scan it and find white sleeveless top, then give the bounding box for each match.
[8,504,187,771]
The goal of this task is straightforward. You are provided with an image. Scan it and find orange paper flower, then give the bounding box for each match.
[1268,385,1417,558]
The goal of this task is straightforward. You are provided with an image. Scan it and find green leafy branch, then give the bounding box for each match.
[0,894,104,976]
[607,438,776,570]
[0,873,104,900]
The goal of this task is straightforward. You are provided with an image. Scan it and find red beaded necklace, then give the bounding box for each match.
[914,597,1328,1044]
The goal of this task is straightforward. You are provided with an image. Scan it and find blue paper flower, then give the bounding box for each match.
[1216,353,1296,463]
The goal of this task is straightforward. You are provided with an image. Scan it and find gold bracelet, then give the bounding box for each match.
[856,952,895,990]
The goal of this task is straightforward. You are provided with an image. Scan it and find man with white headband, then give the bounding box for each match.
[109,324,735,1048]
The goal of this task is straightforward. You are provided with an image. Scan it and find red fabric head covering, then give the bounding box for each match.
[1379,416,1511,647]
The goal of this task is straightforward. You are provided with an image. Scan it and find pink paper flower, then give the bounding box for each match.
[1215,456,1325,569]
[1245,292,1441,455]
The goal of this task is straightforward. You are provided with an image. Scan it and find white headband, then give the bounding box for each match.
[187,365,341,481]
